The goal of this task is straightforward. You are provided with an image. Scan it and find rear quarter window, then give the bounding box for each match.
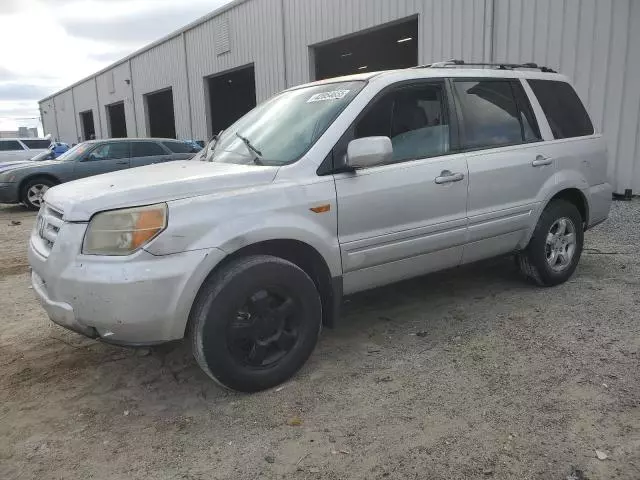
[163,141,196,154]
[527,80,594,139]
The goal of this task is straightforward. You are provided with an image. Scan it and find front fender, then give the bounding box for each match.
[146,180,342,277]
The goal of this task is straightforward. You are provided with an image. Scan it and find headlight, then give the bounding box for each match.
[83,203,167,256]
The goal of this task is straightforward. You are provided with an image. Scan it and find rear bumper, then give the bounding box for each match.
[0,182,19,203]
[587,182,613,229]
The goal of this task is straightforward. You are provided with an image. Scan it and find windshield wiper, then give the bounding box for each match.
[235,132,264,165]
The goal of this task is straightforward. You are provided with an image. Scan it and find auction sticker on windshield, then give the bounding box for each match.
[307,90,350,103]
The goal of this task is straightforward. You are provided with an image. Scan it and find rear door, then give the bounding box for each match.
[451,78,555,264]
[333,80,469,294]
[72,142,130,179]
[130,141,172,168]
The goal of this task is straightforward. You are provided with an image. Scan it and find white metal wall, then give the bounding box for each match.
[39,0,640,194]
[185,0,286,140]
[73,79,102,139]
[130,36,190,139]
[96,62,137,137]
[492,0,640,195]
[282,0,488,87]
[53,89,76,144]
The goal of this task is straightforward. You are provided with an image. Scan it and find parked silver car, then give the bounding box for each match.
[28,62,612,392]
[0,138,52,162]
[0,138,198,209]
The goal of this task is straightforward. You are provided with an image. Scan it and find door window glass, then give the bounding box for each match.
[453,80,525,149]
[511,81,542,142]
[0,140,24,151]
[90,142,129,160]
[22,139,52,149]
[131,142,166,157]
[163,141,197,154]
[354,82,450,163]
[528,80,594,138]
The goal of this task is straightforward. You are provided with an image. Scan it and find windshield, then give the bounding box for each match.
[56,143,92,162]
[204,81,365,165]
[30,150,54,161]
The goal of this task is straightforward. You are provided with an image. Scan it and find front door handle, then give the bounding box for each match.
[116,161,128,165]
[435,170,465,185]
[532,155,553,167]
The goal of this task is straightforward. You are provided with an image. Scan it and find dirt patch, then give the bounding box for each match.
[0,202,639,480]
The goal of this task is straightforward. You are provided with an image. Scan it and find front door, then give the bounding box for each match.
[333,80,469,294]
[73,142,131,179]
[450,78,557,264]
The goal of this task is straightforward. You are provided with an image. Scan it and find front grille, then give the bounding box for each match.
[34,204,64,256]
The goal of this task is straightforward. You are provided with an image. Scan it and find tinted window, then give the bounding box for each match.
[354,82,450,163]
[22,139,51,149]
[90,142,130,160]
[453,80,524,149]
[0,140,24,151]
[163,141,195,154]
[528,80,594,138]
[511,81,542,142]
[131,142,166,157]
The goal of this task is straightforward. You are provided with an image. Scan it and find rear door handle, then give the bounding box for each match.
[532,155,553,167]
[435,170,465,185]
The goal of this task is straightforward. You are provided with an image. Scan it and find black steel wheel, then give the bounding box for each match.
[191,255,322,392]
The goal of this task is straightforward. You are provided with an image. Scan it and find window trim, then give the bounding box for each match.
[450,77,543,154]
[319,79,457,175]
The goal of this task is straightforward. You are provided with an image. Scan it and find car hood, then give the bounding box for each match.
[44,160,279,221]
[0,159,57,173]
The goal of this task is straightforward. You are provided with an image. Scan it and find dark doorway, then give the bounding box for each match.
[314,17,419,80]
[79,110,96,140]
[207,65,256,137]
[106,102,127,138]
[145,88,176,138]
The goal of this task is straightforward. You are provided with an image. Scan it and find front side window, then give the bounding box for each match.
[22,139,51,149]
[0,140,24,151]
[353,82,450,163]
[528,80,594,139]
[131,142,166,157]
[89,142,130,160]
[205,81,365,166]
[453,80,526,150]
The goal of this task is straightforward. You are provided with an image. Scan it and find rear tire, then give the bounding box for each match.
[517,200,584,287]
[191,255,322,392]
[21,177,56,210]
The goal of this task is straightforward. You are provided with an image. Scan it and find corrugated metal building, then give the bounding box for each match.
[39,0,640,195]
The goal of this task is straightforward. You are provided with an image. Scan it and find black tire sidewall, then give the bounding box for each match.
[21,178,55,210]
[195,256,322,392]
[527,200,584,286]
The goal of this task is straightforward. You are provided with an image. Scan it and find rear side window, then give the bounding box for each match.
[0,140,24,151]
[131,142,166,157]
[163,141,195,154]
[22,139,51,149]
[453,80,535,150]
[528,80,594,138]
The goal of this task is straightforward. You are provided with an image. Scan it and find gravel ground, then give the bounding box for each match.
[0,200,638,480]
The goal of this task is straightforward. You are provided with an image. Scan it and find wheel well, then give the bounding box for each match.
[190,240,339,332]
[19,174,60,198]
[549,188,588,226]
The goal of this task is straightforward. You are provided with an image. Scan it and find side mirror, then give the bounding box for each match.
[346,136,393,169]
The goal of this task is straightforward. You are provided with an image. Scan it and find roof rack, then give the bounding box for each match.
[414,59,557,73]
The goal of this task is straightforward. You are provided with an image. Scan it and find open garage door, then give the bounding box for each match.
[314,17,419,80]
[207,65,256,137]
[79,110,95,140]
[145,88,176,139]
[106,102,127,138]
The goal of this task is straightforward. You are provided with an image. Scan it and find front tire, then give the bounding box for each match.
[517,200,584,287]
[191,255,322,392]
[21,177,56,210]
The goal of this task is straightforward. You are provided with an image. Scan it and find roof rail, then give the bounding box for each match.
[413,59,557,73]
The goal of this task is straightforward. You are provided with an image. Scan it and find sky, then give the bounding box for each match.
[0,0,231,132]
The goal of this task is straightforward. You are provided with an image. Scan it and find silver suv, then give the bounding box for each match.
[28,62,612,392]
